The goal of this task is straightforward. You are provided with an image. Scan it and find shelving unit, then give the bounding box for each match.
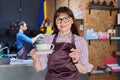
[88,6,120,16]
[86,6,120,45]
[87,37,120,45]
[87,24,120,45]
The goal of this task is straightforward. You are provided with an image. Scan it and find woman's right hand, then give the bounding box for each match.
[30,49,40,60]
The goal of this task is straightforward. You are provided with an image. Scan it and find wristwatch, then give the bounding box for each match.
[73,61,79,64]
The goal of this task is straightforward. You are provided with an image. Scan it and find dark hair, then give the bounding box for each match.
[52,6,80,36]
[18,21,27,29]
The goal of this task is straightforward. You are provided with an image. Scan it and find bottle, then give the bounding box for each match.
[109,1,114,7]
[96,0,100,6]
[90,0,95,7]
[79,19,84,31]
[0,51,3,58]
[102,0,107,6]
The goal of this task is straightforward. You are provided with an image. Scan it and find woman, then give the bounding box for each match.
[30,7,93,80]
[16,21,43,59]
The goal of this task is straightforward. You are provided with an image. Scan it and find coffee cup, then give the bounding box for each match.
[36,44,54,51]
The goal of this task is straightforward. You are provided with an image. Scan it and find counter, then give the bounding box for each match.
[0,59,47,80]
[0,58,88,80]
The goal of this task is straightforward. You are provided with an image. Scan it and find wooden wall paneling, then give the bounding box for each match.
[69,0,85,19]
[46,0,55,23]
[55,0,69,9]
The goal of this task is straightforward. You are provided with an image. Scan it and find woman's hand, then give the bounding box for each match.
[69,48,80,63]
[30,49,40,60]
[30,49,43,72]
[69,48,88,74]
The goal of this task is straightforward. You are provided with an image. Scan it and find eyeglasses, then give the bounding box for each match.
[56,16,70,24]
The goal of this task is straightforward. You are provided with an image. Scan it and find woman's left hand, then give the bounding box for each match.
[69,48,80,63]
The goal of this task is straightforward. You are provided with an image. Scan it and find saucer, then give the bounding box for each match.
[37,50,54,54]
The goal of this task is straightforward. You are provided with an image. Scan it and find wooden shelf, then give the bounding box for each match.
[87,36,120,45]
[88,6,120,16]
[88,6,119,10]
[89,68,112,76]
[110,37,120,40]
[114,51,120,56]
[109,37,120,45]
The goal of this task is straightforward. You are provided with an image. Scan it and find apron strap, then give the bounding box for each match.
[52,33,58,44]
[71,34,76,49]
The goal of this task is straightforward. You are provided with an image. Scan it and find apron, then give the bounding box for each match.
[45,34,80,80]
[17,43,27,60]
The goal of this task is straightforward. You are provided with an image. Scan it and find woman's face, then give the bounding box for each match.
[56,13,73,34]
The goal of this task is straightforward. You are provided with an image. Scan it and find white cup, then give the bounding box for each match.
[36,44,54,51]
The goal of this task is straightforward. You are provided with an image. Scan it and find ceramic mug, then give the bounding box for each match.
[36,44,54,51]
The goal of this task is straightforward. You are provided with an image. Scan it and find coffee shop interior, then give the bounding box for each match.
[0,0,120,80]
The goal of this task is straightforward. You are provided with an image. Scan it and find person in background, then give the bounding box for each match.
[30,6,93,80]
[16,21,43,60]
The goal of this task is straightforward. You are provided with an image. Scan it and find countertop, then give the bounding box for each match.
[10,58,33,66]
[0,58,47,80]
[0,57,88,80]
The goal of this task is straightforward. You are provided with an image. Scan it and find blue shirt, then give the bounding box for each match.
[16,32,32,50]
